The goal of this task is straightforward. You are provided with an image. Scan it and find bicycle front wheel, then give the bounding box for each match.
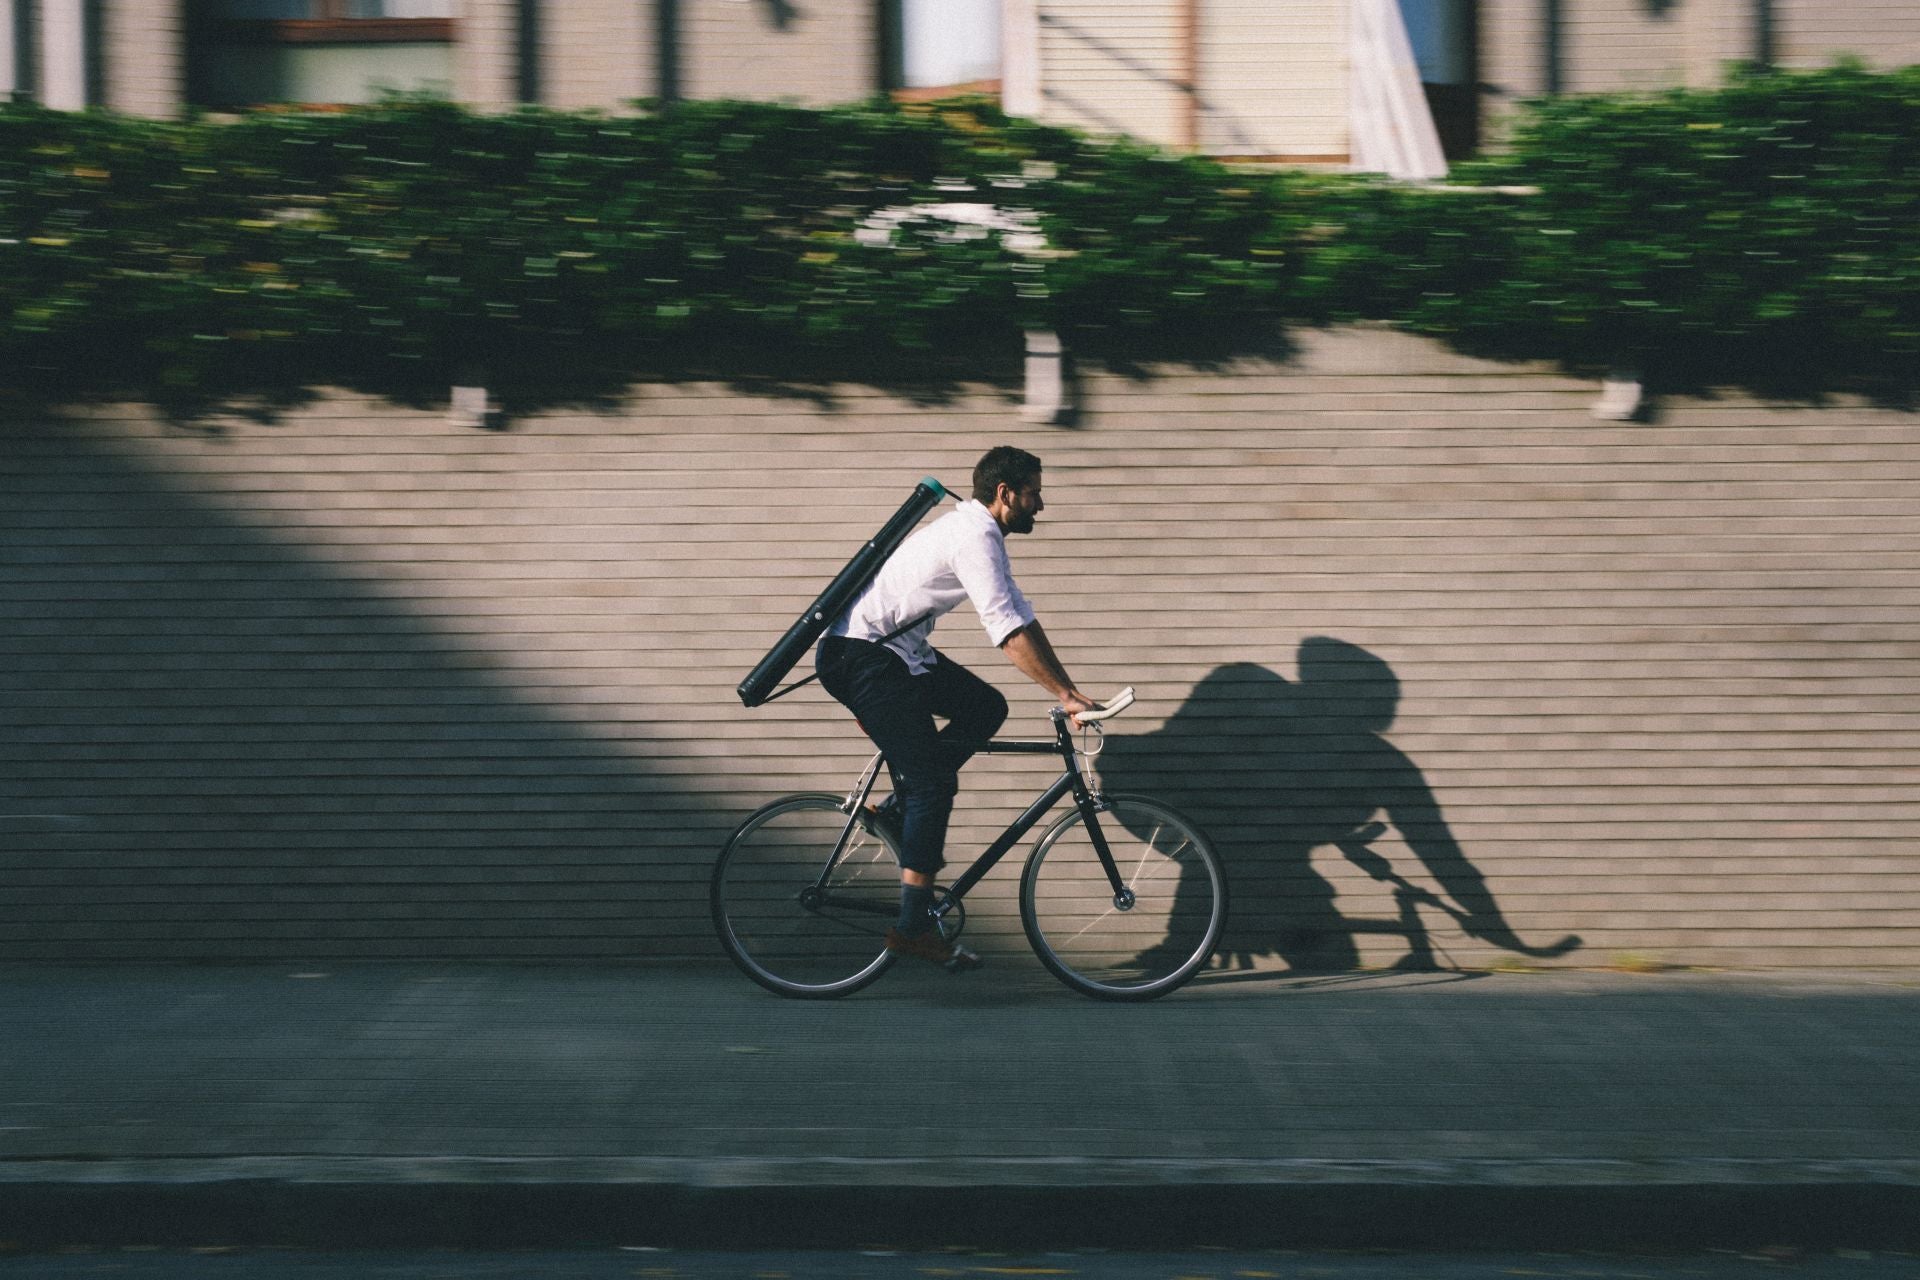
[711,794,901,998]
[1020,794,1226,1001]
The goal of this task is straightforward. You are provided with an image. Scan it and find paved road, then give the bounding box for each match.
[2,962,1917,1250]
[0,1250,1911,1280]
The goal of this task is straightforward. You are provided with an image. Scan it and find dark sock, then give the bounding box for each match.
[896,884,935,935]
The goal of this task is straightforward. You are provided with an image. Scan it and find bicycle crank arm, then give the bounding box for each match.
[799,889,894,916]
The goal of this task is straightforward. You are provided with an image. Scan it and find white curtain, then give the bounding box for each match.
[900,0,1001,88]
[1351,0,1449,181]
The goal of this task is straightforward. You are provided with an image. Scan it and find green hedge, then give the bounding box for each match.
[1306,63,1920,396]
[0,97,1304,411]
[3,65,1917,414]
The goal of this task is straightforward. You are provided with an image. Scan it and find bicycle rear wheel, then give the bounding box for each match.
[1020,794,1226,1001]
[711,794,900,998]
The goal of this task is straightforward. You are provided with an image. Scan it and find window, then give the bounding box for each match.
[1398,0,1479,158]
[208,2,456,44]
[188,0,457,107]
[886,0,1001,100]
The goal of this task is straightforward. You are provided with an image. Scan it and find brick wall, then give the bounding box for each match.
[1479,0,1920,137]
[533,0,879,110]
[679,0,874,106]
[101,0,185,117]
[1479,0,1707,103]
[1037,0,1188,147]
[3,328,1916,969]
[1775,0,1920,70]
[1199,0,1346,157]
[538,0,652,109]
[1035,0,1353,160]
[454,0,522,110]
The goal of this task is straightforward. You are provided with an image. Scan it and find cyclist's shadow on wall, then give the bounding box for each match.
[1099,640,1580,974]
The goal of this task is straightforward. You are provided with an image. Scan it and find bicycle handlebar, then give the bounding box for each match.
[1073,686,1136,723]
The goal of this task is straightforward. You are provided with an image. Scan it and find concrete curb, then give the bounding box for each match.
[4,1158,1918,1251]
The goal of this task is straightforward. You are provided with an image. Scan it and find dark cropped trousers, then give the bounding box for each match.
[816,636,1009,874]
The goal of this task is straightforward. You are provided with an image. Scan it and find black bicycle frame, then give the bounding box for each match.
[815,709,1128,909]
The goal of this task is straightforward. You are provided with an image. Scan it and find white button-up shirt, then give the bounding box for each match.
[828,499,1037,674]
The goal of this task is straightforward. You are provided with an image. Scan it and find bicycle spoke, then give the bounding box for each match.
[1059,906,1116,946]
[1060,846,1184,945]
[1022,796,1225,1001]
[1128,821,1169,885]
[712,795,900,998]
[1127,827,1192,888]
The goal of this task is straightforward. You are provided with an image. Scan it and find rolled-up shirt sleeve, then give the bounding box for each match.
[954,528,1037,647]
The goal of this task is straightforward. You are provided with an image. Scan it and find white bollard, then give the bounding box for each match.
[1592,369,1644,422]
[38,0,88,110]
[449,384,493,430]
[1021,329,1069,424]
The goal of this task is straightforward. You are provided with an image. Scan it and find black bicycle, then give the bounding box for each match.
[711,689,1227,1001]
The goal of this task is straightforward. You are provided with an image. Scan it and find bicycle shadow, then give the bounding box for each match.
[1098,641,1581,976]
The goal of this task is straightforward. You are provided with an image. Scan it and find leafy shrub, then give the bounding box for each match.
[1310,63,1920,395]
[4,66,1919,415]
[1,96,1317,411]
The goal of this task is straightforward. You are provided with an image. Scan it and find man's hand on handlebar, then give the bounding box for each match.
[1062,687,1136,727]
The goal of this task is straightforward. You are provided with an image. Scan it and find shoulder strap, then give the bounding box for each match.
[753,612,934,706]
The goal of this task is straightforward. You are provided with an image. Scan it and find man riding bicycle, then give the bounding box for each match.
[815,446,1096,972]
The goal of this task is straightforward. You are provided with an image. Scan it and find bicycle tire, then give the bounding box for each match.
[1020,794,1226,1001]
[711,793,901,998]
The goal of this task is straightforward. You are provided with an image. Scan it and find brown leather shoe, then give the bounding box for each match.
[885,926,984,973]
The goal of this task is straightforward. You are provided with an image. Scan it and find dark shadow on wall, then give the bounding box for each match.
[1099,643,1580,974]
[4,335,1033,430]
[1037,12,1267,151]
[0,416,725,962]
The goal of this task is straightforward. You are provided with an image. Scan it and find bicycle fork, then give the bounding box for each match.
[1067,770,1134,910]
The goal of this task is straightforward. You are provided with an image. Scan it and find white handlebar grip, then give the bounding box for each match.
[1075,687,1136,723]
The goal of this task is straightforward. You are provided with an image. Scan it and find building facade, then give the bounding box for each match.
[0,1,886,116]
[5,3,1919,165]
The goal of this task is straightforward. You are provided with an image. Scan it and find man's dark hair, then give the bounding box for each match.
[973,446,1042,503]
